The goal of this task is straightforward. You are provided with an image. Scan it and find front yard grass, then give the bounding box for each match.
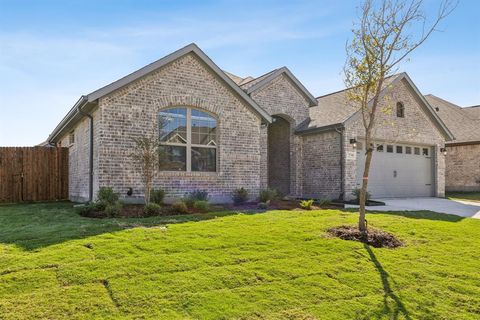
[447,191,480,203]
[0,202,479,319]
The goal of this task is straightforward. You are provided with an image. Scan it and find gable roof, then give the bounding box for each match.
[424,95,480,144]
[298,73,454,140]
[241,67,318,107]
[48,43,272,143]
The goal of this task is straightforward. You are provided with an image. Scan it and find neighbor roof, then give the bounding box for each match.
[424,95,480,144]
[298,73,454,140]
[48,43,272,143]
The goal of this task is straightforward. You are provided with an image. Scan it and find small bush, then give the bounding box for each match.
[97,187,119,205]
[150,189,166,205]
[258,201,270,210]
[299,199,314,210]
[259,188,277,203]
[232,187,249,205]
[352,188,371,202]
[172,201,189,214]
[193,200,210,213]
[184,190,209,207]
[104,202,123,217]
[318,199,332,207]
[144,203,162,216]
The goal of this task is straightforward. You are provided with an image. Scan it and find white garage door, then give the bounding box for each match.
[356,142,434,198]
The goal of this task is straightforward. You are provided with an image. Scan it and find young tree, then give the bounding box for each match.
[130,121,166,204]
[344,0,456,234]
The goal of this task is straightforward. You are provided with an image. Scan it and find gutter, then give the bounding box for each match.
[335,126,345,200]
[77,105,94,203]
[48,95,94,203]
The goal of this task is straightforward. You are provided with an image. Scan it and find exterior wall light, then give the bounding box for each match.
[350,138,357,148]
[440,147,447,156]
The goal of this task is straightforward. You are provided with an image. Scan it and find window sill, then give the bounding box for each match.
[158,171,219,178]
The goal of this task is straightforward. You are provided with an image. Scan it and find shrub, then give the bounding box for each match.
[172,201,189,214]
[150,189,166,205]
[258,201,269,210]
[299,199,314,210]
[184,190,209,207]
[104,202,123,217]
[352,188,371,202]
[232,187,249,205]
[259,188,277,203]
[97,187,119,205]
[193,200,210,213]
[318,199,332,207]
[144,202,162,216]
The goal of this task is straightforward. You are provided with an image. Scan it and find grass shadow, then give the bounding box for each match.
[0,202,262,251]
[364,244,412,320]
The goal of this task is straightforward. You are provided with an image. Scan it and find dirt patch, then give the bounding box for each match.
[327,225,403,248]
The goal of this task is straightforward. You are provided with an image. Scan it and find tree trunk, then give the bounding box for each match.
[359,133,374,234]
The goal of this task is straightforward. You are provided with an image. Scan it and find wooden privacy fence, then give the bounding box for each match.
[0,147,68,203]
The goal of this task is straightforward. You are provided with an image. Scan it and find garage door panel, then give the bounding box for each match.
[356,142,433,198]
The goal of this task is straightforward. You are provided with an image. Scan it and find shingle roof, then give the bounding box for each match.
[239,69,278,90]
[424,95,480,143]
[298,73,454,140]
[48,43,273,142]
[463,105,480,120]
[302,74,399,130]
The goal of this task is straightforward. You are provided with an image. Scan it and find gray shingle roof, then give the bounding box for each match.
[302,74,399,130]
[424,95,480,143]
[299,73,454,140]
[463,105,480,120]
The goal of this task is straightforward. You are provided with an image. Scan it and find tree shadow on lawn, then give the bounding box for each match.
[341,208,465,222]
[364,244,412,320]
[0,202,262,251]
[367,210,465,222]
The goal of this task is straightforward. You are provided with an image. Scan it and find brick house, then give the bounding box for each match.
[47,43,453,203]
[425,95,480,192]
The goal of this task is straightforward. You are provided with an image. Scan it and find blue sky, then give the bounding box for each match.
[0,0,479,146]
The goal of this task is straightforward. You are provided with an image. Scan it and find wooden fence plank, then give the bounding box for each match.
[0,147,69,203]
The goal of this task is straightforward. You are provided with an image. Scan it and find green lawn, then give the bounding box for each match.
[447,192,480,203]
[0,202,479,319]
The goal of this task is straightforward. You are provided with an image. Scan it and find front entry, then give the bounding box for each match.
[268,116,291,195]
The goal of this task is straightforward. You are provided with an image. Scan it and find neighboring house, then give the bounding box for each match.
[47,43,453,203]
[425,95,480,192]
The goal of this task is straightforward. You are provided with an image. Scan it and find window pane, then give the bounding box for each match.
[422,148,429,156]
[396,146,403,153]
[406,146,412,154]
[376,144,384,152]
[159,108,187,143]
[387,145,393,153]
[159,146,186,171]
[414,147,420,155]
[191,147,216,172]
[191,110,216,145]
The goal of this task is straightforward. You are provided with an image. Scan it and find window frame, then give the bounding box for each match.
[158,107,218,173]
[396,145,403,154]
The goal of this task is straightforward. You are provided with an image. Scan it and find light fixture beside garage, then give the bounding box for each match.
[440,147,447,156]
[350,138,357,148]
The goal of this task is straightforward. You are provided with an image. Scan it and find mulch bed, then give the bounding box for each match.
[327,225,403,248]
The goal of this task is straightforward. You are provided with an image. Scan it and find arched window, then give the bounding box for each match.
[396,102,405,118]
[159,107,217,172]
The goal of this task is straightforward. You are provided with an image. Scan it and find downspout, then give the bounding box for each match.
[77,98,94,203]
[335,127,344,200]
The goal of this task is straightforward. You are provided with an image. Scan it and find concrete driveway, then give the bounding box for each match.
[346,197,480,219]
